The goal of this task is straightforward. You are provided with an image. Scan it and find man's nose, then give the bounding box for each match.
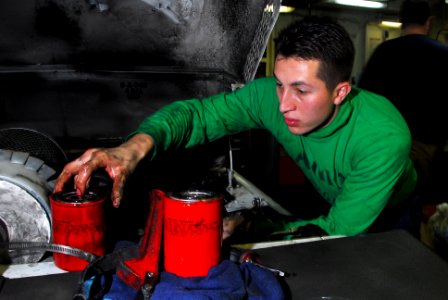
[278,90,295,113]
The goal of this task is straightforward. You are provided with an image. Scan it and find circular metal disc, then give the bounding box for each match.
[0,180,51,263]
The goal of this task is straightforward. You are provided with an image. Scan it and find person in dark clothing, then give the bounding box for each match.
[359,0,448,209]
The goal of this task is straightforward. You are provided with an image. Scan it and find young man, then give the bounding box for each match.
[54,16,417,237]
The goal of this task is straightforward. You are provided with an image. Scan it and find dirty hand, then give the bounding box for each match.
[53,134,154,208]
[222,214,246,240]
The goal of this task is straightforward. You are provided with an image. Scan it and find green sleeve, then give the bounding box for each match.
[285,130,415,236]
[311,152,411,236]
[275,166,415,237]
[130,77,276,158]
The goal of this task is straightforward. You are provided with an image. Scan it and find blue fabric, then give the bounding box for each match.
[238,261,285,300]
[151,260,284,300]
[83,259,284,300]
[83,274,136,300]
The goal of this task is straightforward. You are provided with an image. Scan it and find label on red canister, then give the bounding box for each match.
[50,191,106,272]
[163,190,223,277]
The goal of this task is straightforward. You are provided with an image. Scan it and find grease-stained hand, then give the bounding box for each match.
[53,134,154,208]
[222,214,245,240]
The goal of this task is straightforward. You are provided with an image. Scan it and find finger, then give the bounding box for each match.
[110,176,125,208]
[53,159,85,193]
[222,219,235,240]
[222,231,231,240]
[54,170,71,193]
[74,151,112,195]
[54,149,102,194]
[74,163,96,196]
[110,186,123,208]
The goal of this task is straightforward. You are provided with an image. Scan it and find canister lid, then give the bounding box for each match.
[166,190,221,202]
[51,191,101,204]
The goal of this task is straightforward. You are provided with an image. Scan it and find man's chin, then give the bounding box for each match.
[287,127,308,135]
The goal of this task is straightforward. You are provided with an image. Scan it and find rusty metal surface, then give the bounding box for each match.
[0,0,280,144]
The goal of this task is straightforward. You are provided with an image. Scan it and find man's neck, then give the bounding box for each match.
[402,19,431,36]
[402,26,428,35]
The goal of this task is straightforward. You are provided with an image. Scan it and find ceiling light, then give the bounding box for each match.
[326,0,387,9]
[280,6,295,13]
[381,21,402,28]
[265,5,295,13]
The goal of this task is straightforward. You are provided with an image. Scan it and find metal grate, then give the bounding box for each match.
[243,0,281,83]
[0,128,67,172]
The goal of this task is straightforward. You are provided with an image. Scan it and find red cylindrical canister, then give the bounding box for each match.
[163,190,223,277]
[50,191,106,272]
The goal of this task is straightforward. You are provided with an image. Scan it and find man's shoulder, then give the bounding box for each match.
[351,87,388,102]
[241,77,277,96]
[350,88,405,122]
[248,76,276,86]
[387,34,448,52]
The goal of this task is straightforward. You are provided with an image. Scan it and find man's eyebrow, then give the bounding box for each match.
[273,73,306,87]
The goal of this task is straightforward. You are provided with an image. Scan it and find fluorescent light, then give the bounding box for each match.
[381,21,402,28]
[327,0,387,9]
[280,6,295,13]
[265,5,295,13]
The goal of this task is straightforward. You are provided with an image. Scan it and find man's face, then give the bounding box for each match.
[274,55,343,135]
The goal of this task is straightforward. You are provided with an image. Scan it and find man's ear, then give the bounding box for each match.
[425,16,434,34]
[333,82,352,105]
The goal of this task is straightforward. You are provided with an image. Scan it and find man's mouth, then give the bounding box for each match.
[284,117,299,127]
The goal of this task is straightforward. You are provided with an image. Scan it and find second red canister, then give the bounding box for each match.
[163,190,223,277]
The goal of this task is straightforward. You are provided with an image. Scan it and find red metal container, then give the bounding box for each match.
[50,191,106,271]
[163,190,223,277]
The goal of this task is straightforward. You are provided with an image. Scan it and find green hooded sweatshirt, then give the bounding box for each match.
[133,77,417,236]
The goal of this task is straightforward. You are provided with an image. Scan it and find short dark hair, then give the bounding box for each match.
[399,0,431,26]
[274,16,354,91]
